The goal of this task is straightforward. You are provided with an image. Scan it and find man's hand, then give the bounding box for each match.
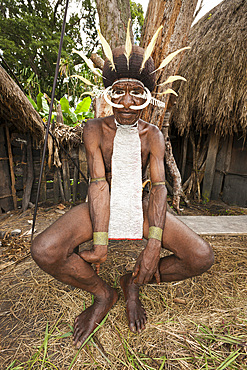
[79,245,107,274]
[132,240,161,285]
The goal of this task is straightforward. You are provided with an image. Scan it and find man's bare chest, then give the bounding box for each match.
[100,132,150,174]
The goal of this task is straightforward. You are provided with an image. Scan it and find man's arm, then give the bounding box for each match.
[79,120,110,273]
[133,126,167,284]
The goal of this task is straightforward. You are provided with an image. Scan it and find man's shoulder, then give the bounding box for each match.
[84,116,114,132]
[139,119,163,137]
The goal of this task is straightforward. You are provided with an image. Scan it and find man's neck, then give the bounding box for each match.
[115,119,139,128]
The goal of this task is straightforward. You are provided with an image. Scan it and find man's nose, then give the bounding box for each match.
[121,92,134,109]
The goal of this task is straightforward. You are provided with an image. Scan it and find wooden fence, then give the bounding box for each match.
[0,125,88,214]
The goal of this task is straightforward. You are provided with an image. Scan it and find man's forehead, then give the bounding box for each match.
[112,79,144,89]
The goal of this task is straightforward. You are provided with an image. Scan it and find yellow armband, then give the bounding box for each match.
[152,181,166,187]
[93,232,108,245]
[91,177,106,183]
[148,226,163,241]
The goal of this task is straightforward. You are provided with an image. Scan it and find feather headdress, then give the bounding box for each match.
[72,22,189,109]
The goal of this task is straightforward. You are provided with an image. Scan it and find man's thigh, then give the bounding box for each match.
[143,207,206,259]
[36,203,93,254]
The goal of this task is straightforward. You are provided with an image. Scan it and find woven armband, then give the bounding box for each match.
[152,181,166,187]
[91,177,106,183]
[148,226,163,241]
[93,232,108,245]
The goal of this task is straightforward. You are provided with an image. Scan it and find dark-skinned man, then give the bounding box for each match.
[31,44,214,348]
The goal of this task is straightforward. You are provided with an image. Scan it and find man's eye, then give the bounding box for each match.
[130,90,146,98]
[111,90,125,98]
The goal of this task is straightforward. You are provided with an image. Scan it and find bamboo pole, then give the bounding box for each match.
[5,126,17,210]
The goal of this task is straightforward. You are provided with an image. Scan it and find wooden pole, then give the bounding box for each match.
[61,151,71,201]
[40,151,47,202]
[53,168,60,204]
[5,126,17,210]
[202,131,220,202]
[22,134,34,211]
[72,163,78,203]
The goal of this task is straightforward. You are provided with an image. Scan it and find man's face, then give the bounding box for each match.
[112,80,146,125]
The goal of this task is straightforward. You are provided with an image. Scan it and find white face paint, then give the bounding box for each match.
[103,79,151,112]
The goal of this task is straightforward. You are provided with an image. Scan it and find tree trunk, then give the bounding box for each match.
[95,0,132,48]
[141,0,198,127]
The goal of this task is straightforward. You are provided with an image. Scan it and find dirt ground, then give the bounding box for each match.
[0,200,247,369]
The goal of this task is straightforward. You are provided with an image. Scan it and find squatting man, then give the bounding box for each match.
[31,35,214,348]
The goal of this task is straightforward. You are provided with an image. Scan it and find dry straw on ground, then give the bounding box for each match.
[1,235,247,369]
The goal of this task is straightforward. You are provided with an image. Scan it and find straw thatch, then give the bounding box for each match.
[171,0,247,136]
[0,66,84,146]
[0,66,45,141]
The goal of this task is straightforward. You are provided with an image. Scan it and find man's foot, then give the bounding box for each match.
[120,274,147,333]
[73,287,118,348]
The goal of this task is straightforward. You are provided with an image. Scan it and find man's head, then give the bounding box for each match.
[109,78,147,125]
[102,45,156,124]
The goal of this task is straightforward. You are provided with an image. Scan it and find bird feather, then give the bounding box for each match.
[158,75,187,86]
[153,47,190,73]
[157,88,178,96]
[125,19,132,68]
[97,29,116,71]
[140,25,163,72]
[72,49,102,77]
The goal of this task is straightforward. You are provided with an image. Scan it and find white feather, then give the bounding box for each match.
[98,29,116,71]
[153,47,191,73]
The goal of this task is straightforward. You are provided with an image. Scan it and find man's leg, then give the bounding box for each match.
[120,211,214,333]
[31,203,118,347]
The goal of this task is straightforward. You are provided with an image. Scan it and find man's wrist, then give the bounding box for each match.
[148,226,163,242]
[93,232,108,246]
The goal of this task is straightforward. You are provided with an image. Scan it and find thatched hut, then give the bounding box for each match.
[170,0,247,207]
[0,66,87,214]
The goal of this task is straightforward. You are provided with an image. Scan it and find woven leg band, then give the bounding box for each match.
[93,232,108,245]
[148,226,163,241]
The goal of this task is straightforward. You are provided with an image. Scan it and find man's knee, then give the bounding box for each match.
[186,239,214,276]
[31,233,62,271]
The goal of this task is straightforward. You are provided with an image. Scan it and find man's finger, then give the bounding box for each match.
[154,269,161,285]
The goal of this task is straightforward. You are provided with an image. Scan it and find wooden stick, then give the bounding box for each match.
[5,126,17,210]
[22,134,34,211]
[72,163,78,203]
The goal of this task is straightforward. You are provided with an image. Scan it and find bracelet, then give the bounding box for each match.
[91,177,106,183]
[152,181,166,186]
[148,226,163,241]
[93,232,108,245]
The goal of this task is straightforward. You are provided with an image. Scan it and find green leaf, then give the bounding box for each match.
[36,92,44,111]
[60,96,70,113]
[27,96,38,110]
[41,96,50,115]
[69,111,78,123]
[75,97,91,114]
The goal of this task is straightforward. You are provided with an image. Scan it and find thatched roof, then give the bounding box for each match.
[171,0,247,136]
[0,66,84,146]
[0,66,45,141]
